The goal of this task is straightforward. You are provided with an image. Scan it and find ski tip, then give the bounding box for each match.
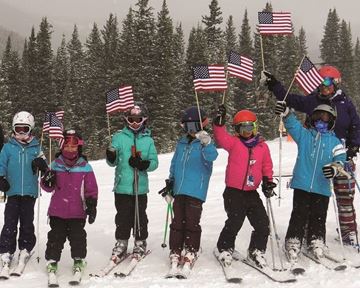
[334,265,347,271]
[0,276,9,280]
[10,273,21,277]
[114,272,127,278]
[227,278,242,283]
[68,280,80,286]
[291,268,305,275]
[48,284,60,288]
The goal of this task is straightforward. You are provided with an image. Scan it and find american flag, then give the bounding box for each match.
[43,111,64,132]
[257,12,292,35]
[192,65,228,92]
[295,56,324,95]
[227,51,254,82]
[48,114,64,146]
[106,86,134,113]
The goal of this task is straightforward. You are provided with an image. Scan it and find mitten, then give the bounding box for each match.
[42,170,56,188]
[260,70,278,91]
[85,198,97,224]
[195,130,211,146]
[129,156,150,171]
[31,157,48,175]
[106,147,117,164]
[261,176,277,198]
[213,104,226,126]
[0,176,10,192]
[346,145,359,160]
[275,101,290,117]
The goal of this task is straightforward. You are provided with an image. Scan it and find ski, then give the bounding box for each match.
[69,271,82,286]
[10,251,33,277]
[48,272,59,288]
[114,250,151,278]
[164,262,180,279]
[174,261,194,279]
[302,251,347,271]
[0,263,11,280]
[289,262,305,276]
[213,249,242,283]
[89,253,130,278]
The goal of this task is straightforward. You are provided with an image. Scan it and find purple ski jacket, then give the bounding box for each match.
[271,82,360,148]
[41,156,98,219]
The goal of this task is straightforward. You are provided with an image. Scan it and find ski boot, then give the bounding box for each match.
[285,238,301,263]
[0,253,13,279]
[309,239,325,259]
[217,249,233,267]
[247,249,268,269]
[47,260,58,274]
[111,239,128,263]
[72,258,86,274]
[18,249,31,264]
[183,250,197,267]
[133,240,147,258]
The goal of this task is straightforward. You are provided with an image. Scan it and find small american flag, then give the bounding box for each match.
[192,65,228,92]
[43,111,64,132]
[49,114,64,139]
[227,51,254,82]
[106,86,134,113]
[295,56,324,95]
[258,12,292,35]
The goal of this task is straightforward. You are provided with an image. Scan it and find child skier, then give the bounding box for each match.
[160,106,218,276]
[105,102,158,264]
[275,102,346,262]
[213,105,276,269]
[41,130,98,280]
[0,111,48,277]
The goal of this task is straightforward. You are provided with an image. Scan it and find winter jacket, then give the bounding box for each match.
[0,137,43,198]
[169,135,218,202]
[107,127,158,195]
[213,125,273,191]
[271,82,360,147]
[284,113,346,197]
[41,156,98,219]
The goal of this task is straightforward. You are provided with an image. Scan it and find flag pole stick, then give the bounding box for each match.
[277,55,306,206]
[194,90,203,131]
[260,34,265,71]
[36,130,44,263]
[106,113,111,139]
[221,71,229,104]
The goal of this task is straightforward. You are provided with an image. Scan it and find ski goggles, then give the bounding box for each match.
[125,116,147,125]
[14,125,31,134]
[64,135,83,146]
[234,121,257,135]
[182,121,202,133]
[322,77,335,87]
[311,111,331,122]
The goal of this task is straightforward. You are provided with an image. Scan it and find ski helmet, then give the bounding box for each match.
[61,129,84,160]
[318,65,341,83]
[310,104,337,131]
[318,65,341,99]
[12,111,35,135]
[181,106,209,134]
[124,101,149,132]
[232,110,258,137]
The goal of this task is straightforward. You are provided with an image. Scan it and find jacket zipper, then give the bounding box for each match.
[310,134,322,191]
[241,147,252,190]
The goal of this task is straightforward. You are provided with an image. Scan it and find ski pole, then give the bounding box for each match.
[132,145,141,239]
[330,179,346,261]
[267,198,284,270]
[161,203,172,248]
[266,199,276,269]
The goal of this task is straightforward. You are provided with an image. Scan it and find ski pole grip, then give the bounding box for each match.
[131,145,136,157]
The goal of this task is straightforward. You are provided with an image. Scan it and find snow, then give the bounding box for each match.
[1,137,360,287]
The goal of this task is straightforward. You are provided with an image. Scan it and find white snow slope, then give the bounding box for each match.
[1,138,360,288]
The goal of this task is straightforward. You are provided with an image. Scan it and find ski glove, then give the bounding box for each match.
[42,170,56,188]
[0,176,10,193]
[260,70,278,91]
[158,179,174,204]
[275,101,290,117]
[129,155,150,171]
[323,162,350,179]
[213,104,226,126]
[261,176,277,198]
[106,147,117,164]
[195,130,211,146]
[31,157,48,175]
[85,198,97,224]
[346,145,359,161]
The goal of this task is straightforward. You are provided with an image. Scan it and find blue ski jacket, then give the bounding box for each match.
[169,135,218,202]
[284,113,346,197]
[0,137,43,198]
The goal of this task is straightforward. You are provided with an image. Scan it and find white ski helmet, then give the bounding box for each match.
[12,111,35,132]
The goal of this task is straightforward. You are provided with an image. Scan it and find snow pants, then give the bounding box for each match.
[169,195,203,254]
[286,189,329,246]
[217,187,270,253]
[45,216,87,262]
[0,195,36,254]
[114,194,148,241]
[333,174,357,242]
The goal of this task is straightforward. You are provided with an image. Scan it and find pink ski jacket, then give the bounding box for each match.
[213,125,273,191]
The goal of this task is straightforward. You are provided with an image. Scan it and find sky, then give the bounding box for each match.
[1,138,360,287]
[1,0,360,60]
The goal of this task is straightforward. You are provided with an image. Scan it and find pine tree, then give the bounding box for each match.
[320,9,340,64]
[297,27,307,57]
[53,35,68,110]
[353,38,360,108]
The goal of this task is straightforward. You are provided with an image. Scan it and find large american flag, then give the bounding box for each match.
[49,114,64,139]
[227,51,254,82]
[257,12,292,35]
[106,86,134,113]
[192,65,228,92]
[43,111,64,132]
[295,56,324,95]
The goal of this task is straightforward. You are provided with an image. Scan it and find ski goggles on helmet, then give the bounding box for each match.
[311,110,331,123]
[64,135,83,146]
[234,121,257,135]
[126,116,144,124]
[182,121,202,134]
[14,125,31,135]
[321,77,335,87]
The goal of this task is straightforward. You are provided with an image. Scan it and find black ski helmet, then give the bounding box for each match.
[181,106,209,133]
[310,104,337,131]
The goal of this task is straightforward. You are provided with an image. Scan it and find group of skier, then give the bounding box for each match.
[0,63,359,283]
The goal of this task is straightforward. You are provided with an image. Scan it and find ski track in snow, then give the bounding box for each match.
[1,138,360,288]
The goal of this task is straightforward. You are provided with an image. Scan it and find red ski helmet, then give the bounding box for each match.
[233,110,257,125]
[232,110,258,136]
[318,65,341,84]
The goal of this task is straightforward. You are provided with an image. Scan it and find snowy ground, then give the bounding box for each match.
[1,137,360,288]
